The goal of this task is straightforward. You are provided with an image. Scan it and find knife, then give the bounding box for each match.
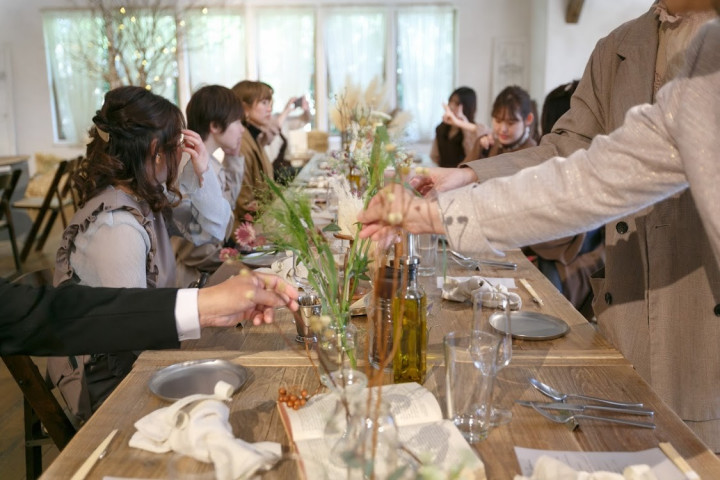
[517,400,654,416]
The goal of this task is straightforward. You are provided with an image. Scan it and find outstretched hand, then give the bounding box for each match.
[197,270,299,327]
[409,167,478,195]
[358,183,444,243]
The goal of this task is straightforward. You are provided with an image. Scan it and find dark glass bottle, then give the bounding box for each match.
[392,256,427,384]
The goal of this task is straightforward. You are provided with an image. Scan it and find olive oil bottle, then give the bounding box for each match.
[392,256,427,383]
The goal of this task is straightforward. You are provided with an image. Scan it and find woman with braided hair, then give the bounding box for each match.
[47,86,231,423]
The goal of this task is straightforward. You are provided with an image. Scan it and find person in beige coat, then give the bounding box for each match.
[232,81,274,222]
[365,2,720,451]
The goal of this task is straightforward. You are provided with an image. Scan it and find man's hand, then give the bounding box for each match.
[197,270,299,327]
[409,167,478,195]
[358,183,444,243]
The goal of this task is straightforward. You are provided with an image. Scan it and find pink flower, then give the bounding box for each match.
[234,222,257,250]
[219,247,240,261]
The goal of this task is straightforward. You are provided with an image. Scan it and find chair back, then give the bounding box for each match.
[14,157,77,261]
[0,168,22,272]
[2,268,76,479]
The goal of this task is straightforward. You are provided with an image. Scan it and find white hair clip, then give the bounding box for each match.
[96,126,110,142]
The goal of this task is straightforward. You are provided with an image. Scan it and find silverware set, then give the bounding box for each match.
[522,378,656,430]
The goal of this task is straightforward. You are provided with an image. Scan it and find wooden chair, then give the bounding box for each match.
[13,156,80,262]
[0,167,22,273]
[1,269,77,479]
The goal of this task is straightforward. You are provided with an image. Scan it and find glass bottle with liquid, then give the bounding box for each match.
[392,256,427,384]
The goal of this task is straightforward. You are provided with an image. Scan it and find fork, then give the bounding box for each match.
[449,250,518,270]
[531,404,656,430]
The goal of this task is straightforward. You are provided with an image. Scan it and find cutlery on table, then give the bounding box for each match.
[70,428,117,480]
[531,404,656,430]
[516,400,654,416]
[530,378,644,408]
[449,249,518,270]
[659,442,700,480]
[519,278,544,306]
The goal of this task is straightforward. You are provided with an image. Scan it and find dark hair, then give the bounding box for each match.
[491,85,534,122]
[186,85,244,141]
[449,86,476,123]
[78,86,185,212]
[540,80,579,135]
[231,80,273,107]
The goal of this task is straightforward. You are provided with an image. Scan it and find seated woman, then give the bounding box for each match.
[48,86,231,423]
[463,85,538,162]
[173,84,246,287]
[263,93,312,184]
[430,86,487,168]
[231,80,275,221]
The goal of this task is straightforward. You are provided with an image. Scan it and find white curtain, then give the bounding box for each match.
[185,9,246,92]
[42,12,105,143]
[256,8,315,115]
[397,7,455,141]
[324,9,386,107]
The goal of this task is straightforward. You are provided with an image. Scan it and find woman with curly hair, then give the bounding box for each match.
[48,86,231,423]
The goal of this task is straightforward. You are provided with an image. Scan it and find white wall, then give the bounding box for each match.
[0,0,652,164]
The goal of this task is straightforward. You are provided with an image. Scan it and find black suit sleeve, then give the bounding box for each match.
[0,279,181,356]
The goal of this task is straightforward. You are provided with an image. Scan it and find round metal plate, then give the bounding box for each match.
[148,359,249,401]
[488,311,569,341]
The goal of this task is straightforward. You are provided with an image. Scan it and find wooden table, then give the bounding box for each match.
[40,253,720,479]
[0,155,28,168]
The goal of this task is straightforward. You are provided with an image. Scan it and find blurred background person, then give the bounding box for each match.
[429,86,487,168]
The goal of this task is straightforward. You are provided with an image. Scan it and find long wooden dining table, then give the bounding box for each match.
[39,248,720,479]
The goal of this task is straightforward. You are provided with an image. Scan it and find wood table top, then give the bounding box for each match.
[39,252,720,479]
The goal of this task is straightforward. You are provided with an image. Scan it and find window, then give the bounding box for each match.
[43,4,455,144]
[255,8,315,115]
[397,7,455,140]
[185,9,246,93]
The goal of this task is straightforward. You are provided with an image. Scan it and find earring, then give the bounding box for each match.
[155,153,161,163]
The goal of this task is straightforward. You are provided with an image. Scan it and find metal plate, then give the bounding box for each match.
[240,250,288,267]
[148,359,249,401]
[489,311,569,341]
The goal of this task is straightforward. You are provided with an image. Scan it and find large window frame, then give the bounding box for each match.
[43,3,456,145]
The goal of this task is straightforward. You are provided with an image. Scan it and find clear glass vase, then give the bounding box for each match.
[336,395,400,479]
[316,317,358,377]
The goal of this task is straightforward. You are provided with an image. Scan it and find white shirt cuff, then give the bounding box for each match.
[175,288,202,341]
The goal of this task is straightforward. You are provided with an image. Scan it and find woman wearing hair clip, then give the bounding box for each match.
[47,86,232,423]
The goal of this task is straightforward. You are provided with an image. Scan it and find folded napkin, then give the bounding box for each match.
[254,251,308,284]
[130,381,281,480]
[514,456,657,480]
[440,276,522,309]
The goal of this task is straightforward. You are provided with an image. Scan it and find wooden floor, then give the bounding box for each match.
[1,211,66,480]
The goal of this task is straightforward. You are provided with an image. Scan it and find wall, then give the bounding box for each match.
[0,0,652,165]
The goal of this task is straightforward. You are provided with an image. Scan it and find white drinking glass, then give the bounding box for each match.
[472,290,512,426]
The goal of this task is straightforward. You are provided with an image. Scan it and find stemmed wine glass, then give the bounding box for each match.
[472,290,512,426]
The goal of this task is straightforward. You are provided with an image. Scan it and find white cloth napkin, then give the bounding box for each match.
[129,381,281,480]
[440,276,522,309]
[513,456,657,480]
[254,251,308,284]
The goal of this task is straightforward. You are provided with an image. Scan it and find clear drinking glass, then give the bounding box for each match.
[472,290,512,426]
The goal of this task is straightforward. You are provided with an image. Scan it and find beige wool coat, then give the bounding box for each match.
[462,10,720,450]
[235,127,273,222]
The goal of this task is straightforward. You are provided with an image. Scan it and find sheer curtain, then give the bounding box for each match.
[185,9,246,92]
[42,12,104,143]
[324,8,386,121]
[256,8,315,113]
[397,7,455,141]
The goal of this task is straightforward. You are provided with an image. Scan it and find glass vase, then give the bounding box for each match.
[336,395,400,479]
[316,316,358,377]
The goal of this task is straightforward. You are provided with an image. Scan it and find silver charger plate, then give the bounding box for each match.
[148,359,249,401]
[240,250,287,267]
[488,311,569,341]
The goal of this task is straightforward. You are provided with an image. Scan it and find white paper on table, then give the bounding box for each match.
[514,447,686,479]
[436,276,517,290]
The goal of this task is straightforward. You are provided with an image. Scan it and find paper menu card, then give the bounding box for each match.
[278,382,485,479]
[514,446,686,479]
